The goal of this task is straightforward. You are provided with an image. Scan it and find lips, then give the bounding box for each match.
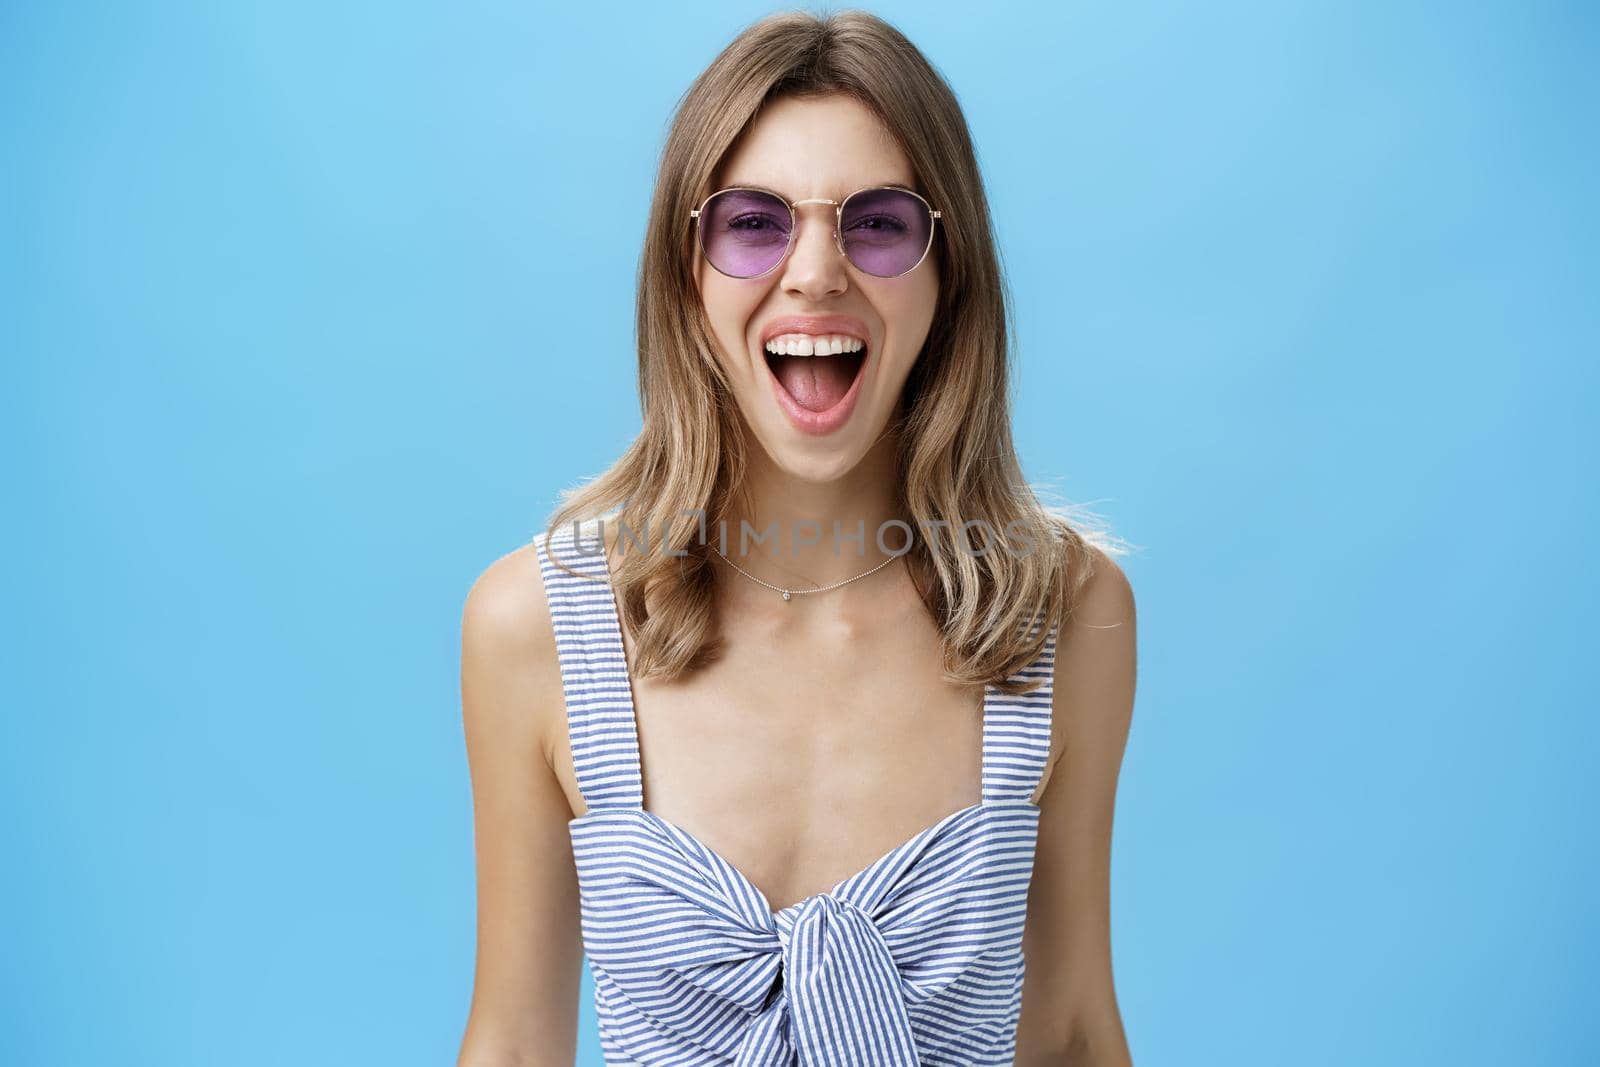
[757,315,872,436]
[758,314,872,348]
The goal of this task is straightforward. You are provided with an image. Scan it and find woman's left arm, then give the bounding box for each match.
[1014,548,1138,1066]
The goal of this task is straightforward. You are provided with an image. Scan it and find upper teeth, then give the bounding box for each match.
[764,333,866,357]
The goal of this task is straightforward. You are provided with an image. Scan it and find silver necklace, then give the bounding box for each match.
[714,548,900,602]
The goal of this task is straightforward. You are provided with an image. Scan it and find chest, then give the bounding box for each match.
[549,590,991,912]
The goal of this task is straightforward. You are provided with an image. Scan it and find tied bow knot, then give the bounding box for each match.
[733,895,920,1065]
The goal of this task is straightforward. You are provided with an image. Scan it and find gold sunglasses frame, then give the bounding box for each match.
[689,185,944,280]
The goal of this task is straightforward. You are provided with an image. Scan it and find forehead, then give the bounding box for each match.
[714,94,919,199]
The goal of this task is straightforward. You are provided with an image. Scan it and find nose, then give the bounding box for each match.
[778,202,848,300]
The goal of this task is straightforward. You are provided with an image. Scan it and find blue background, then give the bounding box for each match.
[4,1,1595,1064]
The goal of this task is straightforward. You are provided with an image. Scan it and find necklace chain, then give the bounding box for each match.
[714,547,900,602]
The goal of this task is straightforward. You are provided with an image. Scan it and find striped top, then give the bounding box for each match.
[534,523,1059,1065]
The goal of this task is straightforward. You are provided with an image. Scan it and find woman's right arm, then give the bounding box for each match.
[456,546,583,1067]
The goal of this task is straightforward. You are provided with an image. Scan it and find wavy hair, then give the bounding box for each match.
[542,8,1129,694]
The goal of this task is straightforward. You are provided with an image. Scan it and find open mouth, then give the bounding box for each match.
[763,342,868,414]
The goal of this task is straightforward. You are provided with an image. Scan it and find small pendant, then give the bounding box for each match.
[781,590,792,602]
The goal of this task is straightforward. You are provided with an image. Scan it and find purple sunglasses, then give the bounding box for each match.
[690,185,943,280]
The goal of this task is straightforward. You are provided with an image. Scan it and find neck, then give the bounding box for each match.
[714,433,906,594]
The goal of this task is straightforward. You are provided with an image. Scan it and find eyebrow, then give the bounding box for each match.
[722,180,921,200]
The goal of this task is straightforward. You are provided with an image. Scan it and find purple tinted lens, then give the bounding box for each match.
[841,188,932,277]
[700,190,792,277]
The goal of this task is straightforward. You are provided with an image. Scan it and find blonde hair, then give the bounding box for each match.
[543,8,1129,694]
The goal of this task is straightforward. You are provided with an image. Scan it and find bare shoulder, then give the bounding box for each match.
[1016,543,1136,1058]
[456,539,587,1061]
[1035,543,1138,798]
[460,539,564,772]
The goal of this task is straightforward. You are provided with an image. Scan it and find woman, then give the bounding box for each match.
[458,11,1137,1066]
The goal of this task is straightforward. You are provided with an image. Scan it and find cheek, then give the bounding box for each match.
[692,256,766,380]
[909,273,941,346]
[915,257,940,316]
[698,279,763,368]
[884,275,940,342]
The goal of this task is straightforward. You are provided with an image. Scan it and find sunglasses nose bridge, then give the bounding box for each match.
[785,198,845,263]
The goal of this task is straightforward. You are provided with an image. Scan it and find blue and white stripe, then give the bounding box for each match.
[535,523,1059,1065]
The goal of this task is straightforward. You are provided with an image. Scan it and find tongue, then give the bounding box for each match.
[770,354,860,412]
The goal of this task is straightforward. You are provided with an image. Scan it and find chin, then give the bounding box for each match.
[745,417,878,486]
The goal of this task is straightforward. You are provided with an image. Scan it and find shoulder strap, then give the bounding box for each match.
[980,618,1060,803]
[532,522,645,812]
